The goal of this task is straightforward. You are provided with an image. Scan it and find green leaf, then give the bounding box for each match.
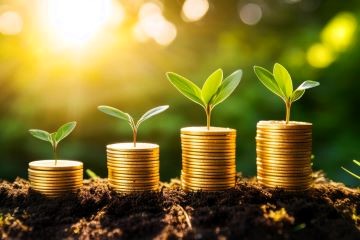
[296,80,320,91]
[166,72,204,107]
[353,160,360,166]
[273,63,293,98]
[29,129,51,142]
[291,89,305,102]
[55,121,77,144]
[86,169,99,179]
[253,66,285,100]
[342,166,360,180]
[98,105,133,123]
[201,69,223,104]
[211,69,242,107]
[136,105,169,128]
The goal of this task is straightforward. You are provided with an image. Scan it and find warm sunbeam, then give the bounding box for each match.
[39,0,122,48]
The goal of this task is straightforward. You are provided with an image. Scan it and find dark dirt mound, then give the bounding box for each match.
[0,172,359,240]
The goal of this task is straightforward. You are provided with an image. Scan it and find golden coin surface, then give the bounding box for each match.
[181,181,234,189]
[181,169,236,176]
[107,161,159,167]
[256,129,312,135]
[29,160,83,171]
[256,148,312,155]
[29,176,82,182]
[106,156,158,162]
[181,147,235,153]
[257,176,312,184]
[256,162,311,170]
[181,138,235,143]
[31,185,82,191]
[256,133,312,140]
[182,153,235,159]
[182,158,235,164]
[28,173,83,179]
[257,120,312,128]
[182,161,235,168]
[182,163,235,169]
[181,126,236,135]
[259,182,312,190]
[256,143,312,150]
[257,168,312,177]
[28,168,83,175]
[182,166,235,173]
[108,169,158,174]
[181,176,235,184]
[30,182,83,188]
[107,143,159,152]
[109,184,158,190]
[106,151,158,157]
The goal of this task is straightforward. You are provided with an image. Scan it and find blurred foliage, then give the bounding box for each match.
[0,0,359,186]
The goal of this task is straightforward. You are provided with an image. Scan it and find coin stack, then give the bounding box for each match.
[180,127,236,191]
[107,143,160,193]
[28,160,83,197]
[256,121,313,191]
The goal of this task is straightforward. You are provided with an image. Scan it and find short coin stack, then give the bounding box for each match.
[180,127,236,191]
[107,143,160,193]
[256,121,313,191]
[28,160,83,197]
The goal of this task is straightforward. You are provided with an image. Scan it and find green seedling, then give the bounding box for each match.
[86,169,99,180]
[254,63,320,124]
[166,69,242,129]
[98,105,169,147]
[342,160,360,180]
[29,121,77,165]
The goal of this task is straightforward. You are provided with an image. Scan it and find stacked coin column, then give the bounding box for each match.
[107,143,159,193]
[28,160,83,197]
[180,127,236,191]
[256,121,313,191]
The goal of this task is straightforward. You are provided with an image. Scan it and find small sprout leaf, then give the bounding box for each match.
[296,80,320,91]
[98,105,169,147]
[167,69,242,129]
[29,129,51,142]
[211,69,242,107]
[201,69,223,104]
[254,66,285,99]
[291,89,305,102]
[86,169,99,180]
[97,106,133,123]
[55,121,77,144]
[254,63,319,123]
[29,121,77,164]
[136,105,169,129]
[353,160,360,166]
[273,63,293,98]
[342,166,360,179]
[166,72,204,107]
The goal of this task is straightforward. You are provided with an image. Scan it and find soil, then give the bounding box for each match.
[0,172,359,240]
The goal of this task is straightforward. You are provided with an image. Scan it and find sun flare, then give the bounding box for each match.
[39,0,122,48]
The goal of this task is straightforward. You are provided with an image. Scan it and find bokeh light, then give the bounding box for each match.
[181,0,209,22]
[239,3,262,26]
[321,12,357,53]
[0,10,23,35]
[134,1,177,46]
[306,43,335,68]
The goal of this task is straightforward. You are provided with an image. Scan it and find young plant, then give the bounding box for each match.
[342,160,360,180]
[98,105,169,147]
[254,63,320,124]
[166,69,242,129]
[29,121,77,165]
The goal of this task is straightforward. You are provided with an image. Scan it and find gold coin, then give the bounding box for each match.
[28,172,82,178]
[107,143,159,151]
[182,162,235,169]
[257,120,312,128]
[256,142,312,150]
[108,180,158,187]
[182,153,235,159]
[256,129,312,135]
[257,168,312,176]
[29,160,83,171]
[182,175,234,183]
[181,126,236,135]
[256,134,312,141]
[30,181,83,188]
[182,166,235,173]
[29,176,82,182]
[257,175,311,183]
[109,176,159,182]
[256,161,311,169]
[106,150,158,156]
[181,169,236,176]
[109,183,158,190]
[108,167,159,172]
[259,182,312,190]
[182,161,235,168]
[106,156,159,162]
[256,155,311,162]
[107,161,159,168]
[107,158,158,163]
[28,168,83,175]
[181,147,235,153]
[31,185,82,191]
[181,137,235,143]
[182,158,235,164]
[181,180,234,189]
[256,148,311,155]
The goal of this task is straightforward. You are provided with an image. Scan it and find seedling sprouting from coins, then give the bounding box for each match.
[166,69,242,130]
[29,121,77,165]
[98,105,169,147]
[342,160,360,180]
[254,63,320,124]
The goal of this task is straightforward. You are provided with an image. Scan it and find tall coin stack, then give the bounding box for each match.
[180,127,236,191]
[107,143,160,193]
[256,121,313,191]
[28,160,83,197]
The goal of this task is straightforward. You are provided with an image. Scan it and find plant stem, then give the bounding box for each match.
[206,105,211,130]
[133,128,137,147]
[53,145,58,166]
[285,100,291,124]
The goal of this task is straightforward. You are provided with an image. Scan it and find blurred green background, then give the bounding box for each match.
[0,0,359,186]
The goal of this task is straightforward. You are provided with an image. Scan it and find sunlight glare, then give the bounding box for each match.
[40,0,121,48]
[0,10,23,35]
